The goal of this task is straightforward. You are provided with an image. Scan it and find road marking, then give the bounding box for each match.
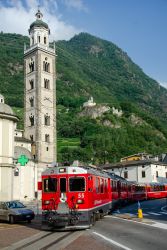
[161,205,167,212]
[125,213,135,216]
[111,214,167,230]
[93,231,133,250]
[160,212,167,215]
[152,222,167,230]
[112,213,136,216]
[147,212,161,216]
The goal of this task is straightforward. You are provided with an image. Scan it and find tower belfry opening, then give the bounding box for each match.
[36,8,43,20]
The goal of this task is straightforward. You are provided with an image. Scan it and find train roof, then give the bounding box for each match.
[107,172,129,182]
[42,165,110,178]
[147,182,166,186]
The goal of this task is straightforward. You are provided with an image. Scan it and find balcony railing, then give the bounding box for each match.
[24,43,55,54]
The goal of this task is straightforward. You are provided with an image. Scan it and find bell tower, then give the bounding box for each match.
[24,9,56,171]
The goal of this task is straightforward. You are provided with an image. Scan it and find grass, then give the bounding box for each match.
[57,137,80,151]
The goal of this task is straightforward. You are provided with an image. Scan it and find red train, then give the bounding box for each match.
[40,164,167,230]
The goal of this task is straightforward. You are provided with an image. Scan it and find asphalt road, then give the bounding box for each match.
[0,199,167,250]
[113,198,167,223]
[88,215,167,250]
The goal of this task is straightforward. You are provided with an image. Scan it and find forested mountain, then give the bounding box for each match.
[1,32,167,163]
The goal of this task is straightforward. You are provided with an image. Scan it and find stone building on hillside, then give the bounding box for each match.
[83,96,96,108]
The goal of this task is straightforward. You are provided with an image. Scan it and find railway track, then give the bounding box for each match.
[3,230,83,250]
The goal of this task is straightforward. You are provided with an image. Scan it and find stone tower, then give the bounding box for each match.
[24,9,56,171]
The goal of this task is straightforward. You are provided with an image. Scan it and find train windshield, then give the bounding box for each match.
[43,177,57,192]
[69,177,85,192]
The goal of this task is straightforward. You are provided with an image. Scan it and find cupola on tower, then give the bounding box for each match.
[24,9,56,170]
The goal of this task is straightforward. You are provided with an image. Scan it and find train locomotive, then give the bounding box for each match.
[40,164,167,230]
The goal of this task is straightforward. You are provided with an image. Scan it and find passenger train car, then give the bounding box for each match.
[40,164,167,230]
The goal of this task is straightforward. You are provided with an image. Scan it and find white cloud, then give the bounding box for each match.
[62,0,88,11]
[159,81,167,89]
[0,0,82,41]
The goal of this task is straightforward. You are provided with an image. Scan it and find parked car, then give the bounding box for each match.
[0,201,35,224]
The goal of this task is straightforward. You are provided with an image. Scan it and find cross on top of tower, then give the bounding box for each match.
[35,6,43,20]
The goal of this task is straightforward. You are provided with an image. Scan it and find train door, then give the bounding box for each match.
[57,177,70,213]
[59,177,67,202]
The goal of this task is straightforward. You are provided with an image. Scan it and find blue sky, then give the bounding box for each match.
[0,0,166,86]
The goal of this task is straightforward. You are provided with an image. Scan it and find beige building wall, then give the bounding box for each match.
[108,162,167,183]
[0,119,15,165]
[0,110,18,201]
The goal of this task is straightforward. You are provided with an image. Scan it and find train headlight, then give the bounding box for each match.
[44,200,50,205]
[77,199,84,204]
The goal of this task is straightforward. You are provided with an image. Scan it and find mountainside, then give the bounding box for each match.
[1,32,167,163]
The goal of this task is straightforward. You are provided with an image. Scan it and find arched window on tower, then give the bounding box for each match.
[30,135,34,141]
[38,36,40,43]
[44,37,46,44]
[29,59,34,73]
[29,114,34,126]
[43,58,50,73]
[29,79,34,89]
[44,78,50,89]
[29,97,34,107]
[45,134,50,142]
[44,114,50,126]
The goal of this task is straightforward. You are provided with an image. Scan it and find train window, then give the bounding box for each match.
[96,178,98,192]
[96,177,99,193]
[135,185,145,192]
[43,178,57,192]
[142,171,146,178]
[100,179,104,193]
[104,179,107,192]
[112,181,116,192]
[69,177,85,192]
[60,178,66,192]
[98,178,101,193]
